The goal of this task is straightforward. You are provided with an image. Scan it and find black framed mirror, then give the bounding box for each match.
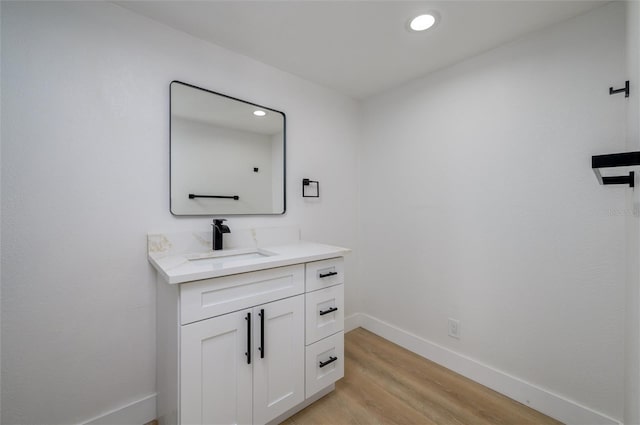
[170,81,286,215]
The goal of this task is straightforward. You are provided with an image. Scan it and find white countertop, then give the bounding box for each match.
[149,240,350,284]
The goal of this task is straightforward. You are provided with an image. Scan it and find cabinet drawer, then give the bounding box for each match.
[305,332,344,399]
[305,257,344,292]
[180,265,304,325]
[305,284,344,345]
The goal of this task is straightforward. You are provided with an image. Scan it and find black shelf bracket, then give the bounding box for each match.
[302,178,319,198]
[609,80,630,98]
[592,151,640,188]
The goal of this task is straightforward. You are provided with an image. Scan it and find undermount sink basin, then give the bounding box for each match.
[187,249,276,267]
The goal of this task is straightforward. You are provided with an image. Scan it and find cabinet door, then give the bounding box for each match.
[181,309,253,425]
[252,295,305,424]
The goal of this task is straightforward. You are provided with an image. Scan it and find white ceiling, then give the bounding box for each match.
[172,82,284,135]
[116,0,608,99]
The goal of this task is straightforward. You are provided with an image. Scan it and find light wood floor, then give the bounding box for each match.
[282,328,563,425]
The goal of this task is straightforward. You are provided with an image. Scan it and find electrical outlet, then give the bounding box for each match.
[448,318,460,339]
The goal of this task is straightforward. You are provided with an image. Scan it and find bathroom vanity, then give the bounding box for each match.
[148,230,349,425]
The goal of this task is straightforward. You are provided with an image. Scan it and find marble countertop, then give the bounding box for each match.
[149,240,350,284]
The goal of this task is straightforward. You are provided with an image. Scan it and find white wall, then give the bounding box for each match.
[0,0,3,419]
[625,2,640,424]
[360,3,626,421]
[0,2,359,424]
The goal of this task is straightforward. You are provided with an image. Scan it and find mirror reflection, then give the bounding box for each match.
[170,81,286,215]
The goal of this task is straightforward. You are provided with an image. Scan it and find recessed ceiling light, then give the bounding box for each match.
[253,110,266,117]
[409,14,437,32]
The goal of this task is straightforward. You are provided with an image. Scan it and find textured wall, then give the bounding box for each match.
[360,3,626,420]
[625,2,640,424]
[0,2,359,423]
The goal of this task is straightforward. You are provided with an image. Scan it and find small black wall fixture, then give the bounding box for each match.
[189,193,240,200]
[592,151,640,188]
[609,80,630,98]
[302,178,320,198]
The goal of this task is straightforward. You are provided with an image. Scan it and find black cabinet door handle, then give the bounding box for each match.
[319,271,338,278]
[245,312,251,364]
[319,356,338,368]
[259,309,265,359]
[319,306,338,316]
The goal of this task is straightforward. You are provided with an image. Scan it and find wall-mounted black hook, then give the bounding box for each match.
[609,80,629,98]
[302,178,320,198]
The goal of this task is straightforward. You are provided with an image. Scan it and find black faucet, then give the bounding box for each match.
[212,219,230,251]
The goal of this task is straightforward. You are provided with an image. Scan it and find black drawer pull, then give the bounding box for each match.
[259,309,265,359]
[319,356,338,368]
[245,312,251,364]
[319,271,338,278]
[319,307,338,316]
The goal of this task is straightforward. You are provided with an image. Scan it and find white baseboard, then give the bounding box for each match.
[352,313,621,425]
[76,314,619,425]
[82,393,156,425]
[344,313,363,332]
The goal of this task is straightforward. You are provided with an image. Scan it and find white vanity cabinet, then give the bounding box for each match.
[153,243,348,425]
[180,295,304,425]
